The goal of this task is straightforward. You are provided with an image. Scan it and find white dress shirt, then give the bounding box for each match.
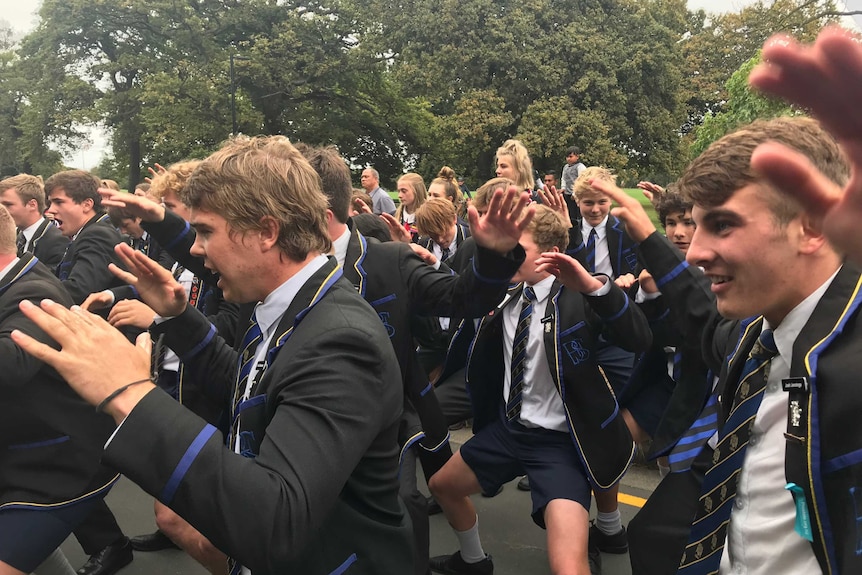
[719,269,838,574]
[581,215,612,277]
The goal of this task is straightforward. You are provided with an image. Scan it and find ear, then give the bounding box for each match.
[81,197,95,213]
[796,211,829,256]
[257,215,280,251]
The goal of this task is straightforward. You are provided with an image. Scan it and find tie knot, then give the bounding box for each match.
[523,286,536,303]
[589,228,597,238]
[751,328,778,360]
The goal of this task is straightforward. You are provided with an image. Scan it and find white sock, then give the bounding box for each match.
[33,548,76,575]
[596,509,622,535]
[455,515,487,563]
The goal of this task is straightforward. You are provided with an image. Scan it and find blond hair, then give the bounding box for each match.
[149,161,202,202]
[495,139,534,191]
[395,172,427,221]
[573,166,616,201]
[526,205,569,253]
[472,177,515,213]
[0,205,15,255]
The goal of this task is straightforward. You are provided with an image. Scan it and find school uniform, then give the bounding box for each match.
[628,232,862,575]
[114,258,413,575]
[17,217,69,269]
[417,217,470,263]
[0,253,118,572]
[463,274,651,524]
[338,223,523,575]
[55,214,126,305]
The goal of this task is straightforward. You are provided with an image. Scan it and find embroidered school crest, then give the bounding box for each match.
[563,339,589,366]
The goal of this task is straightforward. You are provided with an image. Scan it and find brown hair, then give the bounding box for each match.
[395,172,428,222]
[300,145,353,224]
[573,166,616,201]
[679,116,849,225]
[100,179,120,191]
[351,191,373,213]
[0,174,46,213]
[526,205,569,253]
[44,170,103,211]
[107,200,139,227]
[415,197,457,239]
[149,161,201,202]
[656,189,692,229]
[183,135,331,262]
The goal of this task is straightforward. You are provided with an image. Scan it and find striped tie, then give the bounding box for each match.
[506,286,535,421]
[16,231,26,255]
[586,228,597,273]
[229,311,263,447]
[678,329,778,574]
[668,392,719,473]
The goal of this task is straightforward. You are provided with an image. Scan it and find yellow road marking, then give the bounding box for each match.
[619,492,647,509]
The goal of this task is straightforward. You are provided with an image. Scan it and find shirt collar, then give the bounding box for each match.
[0,257,21,282]
[525,274,556,305]
[582,215,609,239]
[331,226,350,268]
[254,254,329,339]
[766,267,841,360]
[21,218,44,241]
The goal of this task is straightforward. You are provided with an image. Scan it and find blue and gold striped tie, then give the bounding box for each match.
[228,311,263,447]
[586,228,597,273]
[678,328,778,574]
[506,286,535,421]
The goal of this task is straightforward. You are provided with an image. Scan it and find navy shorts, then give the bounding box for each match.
[460,417,592,528]
[0,496,100,572]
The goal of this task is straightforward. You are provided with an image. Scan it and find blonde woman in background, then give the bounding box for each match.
[394,173,427,241]
[495,139,537,200]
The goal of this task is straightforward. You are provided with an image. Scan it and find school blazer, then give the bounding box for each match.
[111,260,413,575]
[567,214,642,279]
[341,223,523,476]
[466,278,652,489]
[22,217,69,269]
[55,214,127,305]
[0,254,117,509]
[637,231,862,575]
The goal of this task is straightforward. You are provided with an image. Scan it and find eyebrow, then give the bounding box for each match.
[697,208,741,226]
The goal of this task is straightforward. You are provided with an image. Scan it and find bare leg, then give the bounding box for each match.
[154,501,228,575]
[545,499,592,575]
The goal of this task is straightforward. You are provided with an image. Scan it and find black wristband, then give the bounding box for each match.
[96,378,153,413]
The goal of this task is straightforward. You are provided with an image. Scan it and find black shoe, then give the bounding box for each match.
[76,538,133,575]
[426,495,443,516]
[516,476,531,491]
[588,539,603,575]
[589,521,628,554]
[129,529,178,552]
[429,551,493,574]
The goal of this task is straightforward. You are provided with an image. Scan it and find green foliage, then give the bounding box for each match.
[690,53,797,158]
[2,0,844,186]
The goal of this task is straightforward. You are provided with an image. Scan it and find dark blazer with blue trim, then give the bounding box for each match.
[0,254,117,508]
[55,214,126,305]
[21,217,69,270]
[567,214,642,279]
[108,259,412,575]
[634,231,862,575]
[465,277,651,489]
[341,224,524,476]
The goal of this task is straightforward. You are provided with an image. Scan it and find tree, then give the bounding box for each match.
[690,53,797,157]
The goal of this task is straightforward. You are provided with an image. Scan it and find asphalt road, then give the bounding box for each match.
[60,432,661,575]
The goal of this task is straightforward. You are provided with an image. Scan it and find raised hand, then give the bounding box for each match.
[408,243,438,265]
[534,251,604,293]
[467,186,535,254]
[379,212,413,243]
[108,243,188,318]
[589,179,658,243]
[749,27,862,266]
[636,181,665,206]
[99,188,166,223]
[537,185,573,227]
